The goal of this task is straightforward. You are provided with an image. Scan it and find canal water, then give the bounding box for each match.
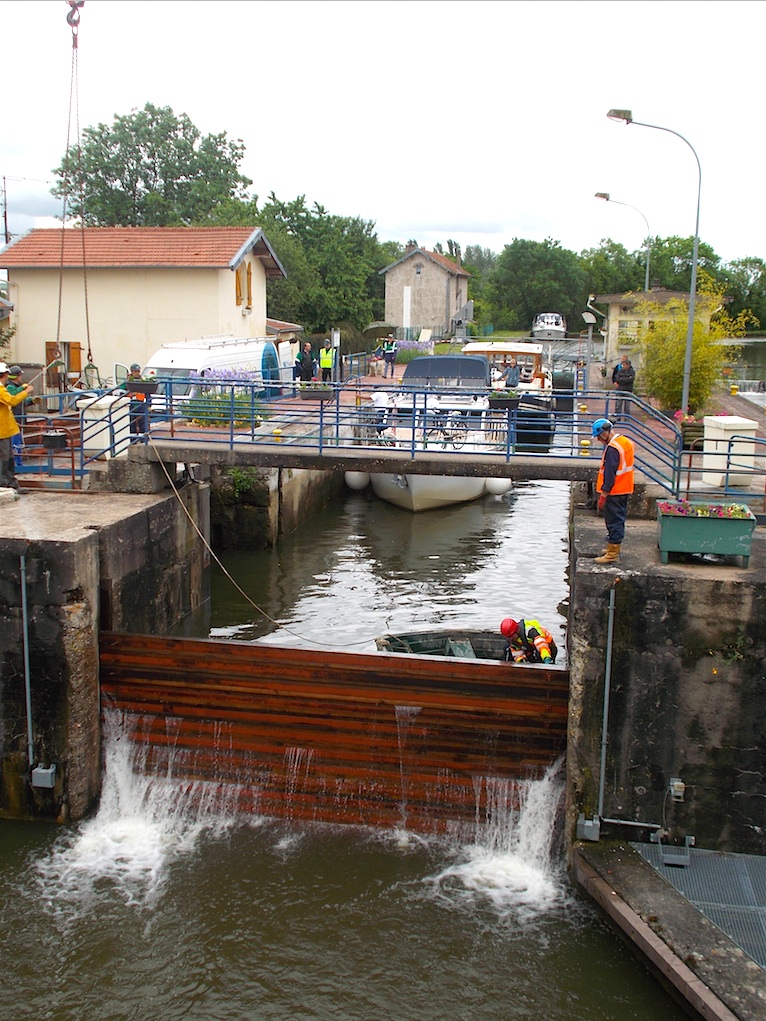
[0,482,689,1020]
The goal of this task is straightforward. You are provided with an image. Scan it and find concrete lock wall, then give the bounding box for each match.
[0,485,210,823]
[568,495,766,855]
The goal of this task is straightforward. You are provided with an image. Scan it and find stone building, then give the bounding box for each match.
[381,246,470,338]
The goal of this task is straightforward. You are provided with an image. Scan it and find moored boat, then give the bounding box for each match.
[345,354,513,512]
[376,629,508,660]
[531,312,567,340]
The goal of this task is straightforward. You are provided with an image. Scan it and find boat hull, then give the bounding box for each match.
[369,472,490,512]
[376,629,508,660]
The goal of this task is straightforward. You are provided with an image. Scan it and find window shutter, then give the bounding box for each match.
[235,268,243,306]
[246,263,253,309]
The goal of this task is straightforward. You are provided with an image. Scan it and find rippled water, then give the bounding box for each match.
[0,483,689,1020]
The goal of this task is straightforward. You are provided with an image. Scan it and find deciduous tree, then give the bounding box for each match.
[52,103,252,226]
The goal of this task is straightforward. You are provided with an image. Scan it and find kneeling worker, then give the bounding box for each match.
[500,617,557,664]
[592,417,635,564]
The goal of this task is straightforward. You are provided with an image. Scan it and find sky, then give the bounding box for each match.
[3,0,765,267]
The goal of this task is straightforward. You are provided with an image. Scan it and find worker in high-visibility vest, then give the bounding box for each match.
[500,618,557,664]
[592,417,635,565]
[319,339,334,382]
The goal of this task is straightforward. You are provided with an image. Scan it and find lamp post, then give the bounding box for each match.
[606,110,701,416]
[581,311,597,391]
[595,192,651,293]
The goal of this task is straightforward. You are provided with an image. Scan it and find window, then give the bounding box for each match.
[415,264,422,276]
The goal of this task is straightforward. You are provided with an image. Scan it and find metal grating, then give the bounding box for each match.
[633,842,766,970]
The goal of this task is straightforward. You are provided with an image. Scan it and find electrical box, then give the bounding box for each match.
[576,814,601,842]
[31,764,56,789]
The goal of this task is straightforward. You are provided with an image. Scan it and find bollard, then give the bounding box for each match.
[578,404,588,413]
[730,384,739,395]
[580,438,592,456]
[272,428,282,443]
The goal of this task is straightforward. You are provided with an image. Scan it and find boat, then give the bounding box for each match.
[376,629,508,660]
[344,354,513,512]
[460,340,557,449]
[531,312,567,340]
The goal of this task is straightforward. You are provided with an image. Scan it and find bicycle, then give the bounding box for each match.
[424,411,469,449]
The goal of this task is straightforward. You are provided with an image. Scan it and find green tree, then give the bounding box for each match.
[579,238,646,296]
[52,103,252,226]
[720,256,766,330]
[633,275,753,413]
[486,238,586,331]
[646,236,722,292]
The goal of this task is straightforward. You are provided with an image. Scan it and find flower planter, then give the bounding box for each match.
[299,387,334,401]
[656,500,756,566]
[488,396,520,411]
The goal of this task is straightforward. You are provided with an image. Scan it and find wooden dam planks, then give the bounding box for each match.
[99,632,569,834]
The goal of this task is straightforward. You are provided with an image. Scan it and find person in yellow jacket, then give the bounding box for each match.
[0,361,34,493]
[500,617,557,664]
[319,338,335,382]
[592,417,635,564]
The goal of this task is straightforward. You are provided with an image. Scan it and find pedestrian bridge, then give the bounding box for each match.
[18,380,766,499]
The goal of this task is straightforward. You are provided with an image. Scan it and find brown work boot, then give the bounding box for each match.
[594,542,621,564]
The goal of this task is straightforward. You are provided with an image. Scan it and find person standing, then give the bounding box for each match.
[0,361,34,493]
[498,357,520,388]
[295,342,316,383]
[120,362,149,436]
[6,365,31,469]
[592,417,635,564]
[319,338,334,383]
[613,355,636,417]
[383,334,398,379]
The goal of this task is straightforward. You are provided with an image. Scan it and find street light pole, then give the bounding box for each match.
[595,192,651,293]
[606,110,701,415]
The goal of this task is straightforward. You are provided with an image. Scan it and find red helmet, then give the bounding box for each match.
[500,618,518,637]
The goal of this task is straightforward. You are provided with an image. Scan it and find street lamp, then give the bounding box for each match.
[595,191,651,293]
[607,109,701,416]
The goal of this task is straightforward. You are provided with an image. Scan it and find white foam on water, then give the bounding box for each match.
[32,712,241,910]
[422,760,568,920]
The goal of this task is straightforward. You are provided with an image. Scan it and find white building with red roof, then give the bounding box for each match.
[0,226,285,382]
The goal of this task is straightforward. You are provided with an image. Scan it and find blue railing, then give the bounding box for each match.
[17,378,766,500]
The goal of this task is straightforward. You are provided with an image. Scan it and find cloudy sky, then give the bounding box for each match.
[3,0,764,265]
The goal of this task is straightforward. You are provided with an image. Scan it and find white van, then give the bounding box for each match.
[114,336,293,404]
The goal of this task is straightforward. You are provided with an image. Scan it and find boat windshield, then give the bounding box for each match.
[401,355,490,390]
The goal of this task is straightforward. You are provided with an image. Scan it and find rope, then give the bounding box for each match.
[146,436,375,649]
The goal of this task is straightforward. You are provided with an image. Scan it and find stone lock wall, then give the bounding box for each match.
[568,503,766,854]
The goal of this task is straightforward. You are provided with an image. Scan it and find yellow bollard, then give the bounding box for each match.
[580,438,592,456]
[730,384,739,395]
[272,428,282,443]
[578,404,588,413]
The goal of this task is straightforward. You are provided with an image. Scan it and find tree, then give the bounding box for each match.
[646,236,722,292]
[52,103,252,226]
[720,256,766,330]
[632,274,754,413]
[579,238,646,296]
[486,238,586,331]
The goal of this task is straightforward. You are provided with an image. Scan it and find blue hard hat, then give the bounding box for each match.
[591,418,613,437]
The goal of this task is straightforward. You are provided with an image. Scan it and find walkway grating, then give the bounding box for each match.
[633,842,766,970]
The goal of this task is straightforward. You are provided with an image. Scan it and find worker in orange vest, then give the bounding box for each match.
[500,618,557,664]
[592,418,635,565]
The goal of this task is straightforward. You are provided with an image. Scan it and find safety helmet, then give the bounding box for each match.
[8,365,21,377]
[500,618,518,637]
[591,418,613,438]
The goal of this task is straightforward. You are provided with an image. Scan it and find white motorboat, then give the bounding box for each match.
[531,312,567,340]
[344,354,513,512]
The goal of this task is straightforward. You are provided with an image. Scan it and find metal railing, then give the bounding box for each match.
[15,377,766,502]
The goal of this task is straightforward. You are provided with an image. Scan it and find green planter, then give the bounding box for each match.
[299,387,334,401]
[680,422,704,450]
[656,500,756,566]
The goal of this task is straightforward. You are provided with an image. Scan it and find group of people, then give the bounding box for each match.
[0,362,34,494]
[295,339,336,383]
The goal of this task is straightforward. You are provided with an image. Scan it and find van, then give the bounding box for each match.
[114,336,293,406]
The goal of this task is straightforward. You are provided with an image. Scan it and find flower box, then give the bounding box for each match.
[299,387,334,400]
[656,500,756,566]
[489,395,520,411]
